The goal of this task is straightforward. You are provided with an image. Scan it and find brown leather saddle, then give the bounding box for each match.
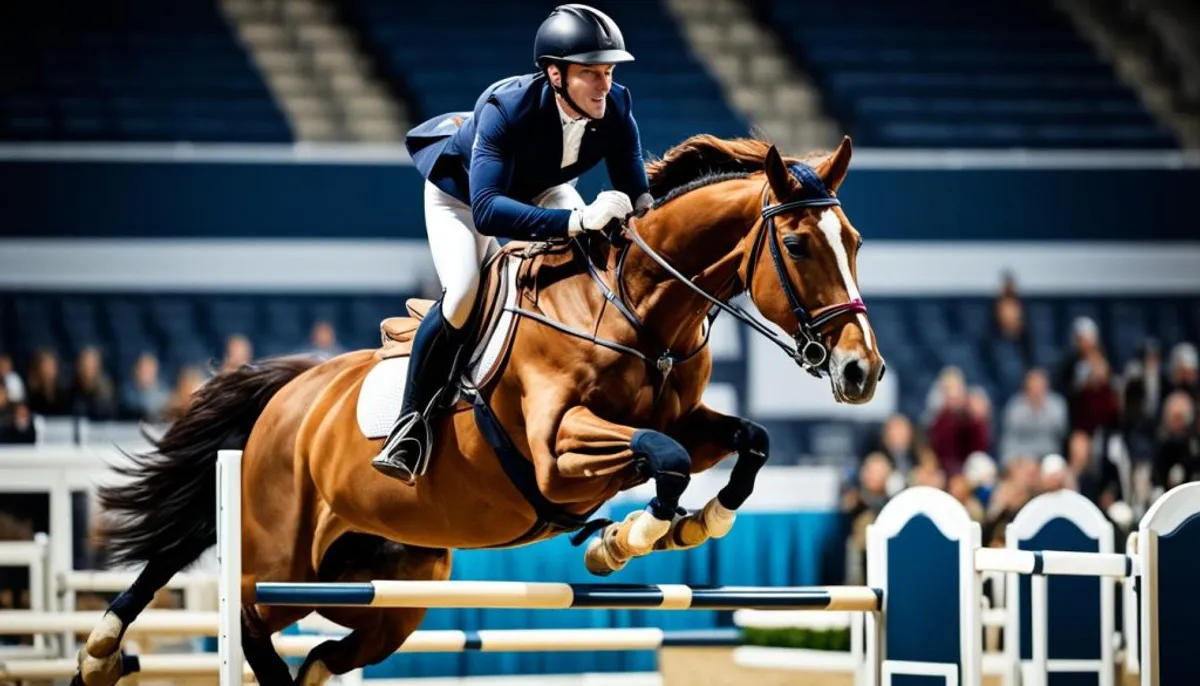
[373,238,577,394]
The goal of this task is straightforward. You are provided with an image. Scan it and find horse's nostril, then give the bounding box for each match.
[843,359,866,389]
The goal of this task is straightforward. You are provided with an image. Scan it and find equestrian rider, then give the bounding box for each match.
[372,4,654,483]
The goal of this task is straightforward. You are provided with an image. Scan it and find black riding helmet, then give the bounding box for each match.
[534,4,634,119]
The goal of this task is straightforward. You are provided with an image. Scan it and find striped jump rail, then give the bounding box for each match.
[0,630,742,681]
[253,580,883,612]
[974,548,1140,578]
[275,628,742,654]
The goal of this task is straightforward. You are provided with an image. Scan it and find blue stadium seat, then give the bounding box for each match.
[0,0,290,142]
[339,0,750,156]
[757,0,1177,148]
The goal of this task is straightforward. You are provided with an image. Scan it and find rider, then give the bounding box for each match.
[372,4,655,483]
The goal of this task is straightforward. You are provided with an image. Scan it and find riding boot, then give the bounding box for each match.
[371,301,466,483]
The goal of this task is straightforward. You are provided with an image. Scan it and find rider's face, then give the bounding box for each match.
[553,63,614,119]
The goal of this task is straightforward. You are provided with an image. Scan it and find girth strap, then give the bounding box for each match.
[470,393,604,539]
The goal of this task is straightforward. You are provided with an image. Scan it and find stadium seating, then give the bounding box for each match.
[0,0,290,142]
[4,291,1195,445]
[337,0,751,156]
[756,0,1178,148]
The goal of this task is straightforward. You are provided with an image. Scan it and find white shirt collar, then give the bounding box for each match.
[555,97,587,129]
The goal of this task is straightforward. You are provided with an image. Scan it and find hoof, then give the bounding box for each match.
[701,497,737,539]
[584,535,626,576]
[78,648,122,686]
[299,658,334,686]
[84,612,125,658]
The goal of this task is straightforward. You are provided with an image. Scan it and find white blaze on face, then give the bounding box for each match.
[817,209,874,352]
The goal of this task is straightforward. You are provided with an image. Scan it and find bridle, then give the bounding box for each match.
[506,162,870,384]
[739,162,868,377]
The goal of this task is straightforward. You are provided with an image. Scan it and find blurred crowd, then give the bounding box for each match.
[3,279,1199,595]
[0,320,343,444]
[842,279,1199,583]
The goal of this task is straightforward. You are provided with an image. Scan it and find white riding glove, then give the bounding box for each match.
[569,190,634,236]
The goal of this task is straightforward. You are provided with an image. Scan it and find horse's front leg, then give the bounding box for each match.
[550,406,693,576]
[654,404,769,552]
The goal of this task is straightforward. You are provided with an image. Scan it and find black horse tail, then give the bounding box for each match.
[95,355,321,568]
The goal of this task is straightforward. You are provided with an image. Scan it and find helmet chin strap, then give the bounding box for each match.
[549,63,601,121]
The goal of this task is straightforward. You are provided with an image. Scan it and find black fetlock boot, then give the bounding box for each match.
[371,301,466,483]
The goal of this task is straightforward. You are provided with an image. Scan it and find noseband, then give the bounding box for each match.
[743,163,867,377]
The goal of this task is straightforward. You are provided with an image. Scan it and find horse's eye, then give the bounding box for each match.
[783,234,809,259]
[856,236,864,250]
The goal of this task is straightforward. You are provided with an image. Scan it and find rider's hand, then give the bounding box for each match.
[569,190,633,236]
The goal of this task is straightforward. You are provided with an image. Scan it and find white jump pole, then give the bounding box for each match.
[217,449,243,686]
[0,610,219,635]
[59,570,215,594]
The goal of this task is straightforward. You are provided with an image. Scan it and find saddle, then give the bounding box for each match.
[374,238,578,394]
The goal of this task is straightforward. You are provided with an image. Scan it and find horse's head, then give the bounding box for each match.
[740,136,885,403]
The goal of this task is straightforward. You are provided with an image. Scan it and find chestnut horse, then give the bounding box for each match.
[75,134,884,686]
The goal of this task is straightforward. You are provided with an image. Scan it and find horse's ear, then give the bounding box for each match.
[763,144,797,200]
[819,136,853,192]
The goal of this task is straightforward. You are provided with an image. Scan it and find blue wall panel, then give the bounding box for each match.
[0,160,1194,241]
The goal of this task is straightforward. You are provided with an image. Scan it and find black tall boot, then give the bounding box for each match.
[371,301,465,483]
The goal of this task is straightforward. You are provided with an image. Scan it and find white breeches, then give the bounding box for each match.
[423,180,585,329]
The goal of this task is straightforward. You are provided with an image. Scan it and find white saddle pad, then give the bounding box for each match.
[356,256,521,439]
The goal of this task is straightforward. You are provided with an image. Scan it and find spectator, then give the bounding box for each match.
[866,413,919,474]
[923,365,965,425]
[120,353,169,422]
[2,404,36,444]
[1064,429,1122,509]
[1152,390,1199,491]
[1000,368,1069,463]
[220,335,253,374]
[842,452,895,584]
[911,459,947,490]
[0,353,25,404]
[71,347,116,420]
[25,349,70,416]
[992,293,1034,367]
[968,385,995,437]
[949,473,985,522]
[983,455,1040,546]
[1139,340,1165,419]
[928,369,990,478]
[844,452,894,521]
[165,365,206,420]
[963,450,999,507]
[0,384,36,445]
[1166,342,1198,405]
[1070,352,1120,434]
[1119,358,1158,463]
[309,321,343,359]
[1055,316,1102,395]
[1040,453,1072,492]
[0,384,10,429]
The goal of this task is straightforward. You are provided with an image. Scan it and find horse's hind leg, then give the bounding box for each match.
[244,604,312,686]
[293,608,429,686]
[293,534,452,686]
[76,542,207,686]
